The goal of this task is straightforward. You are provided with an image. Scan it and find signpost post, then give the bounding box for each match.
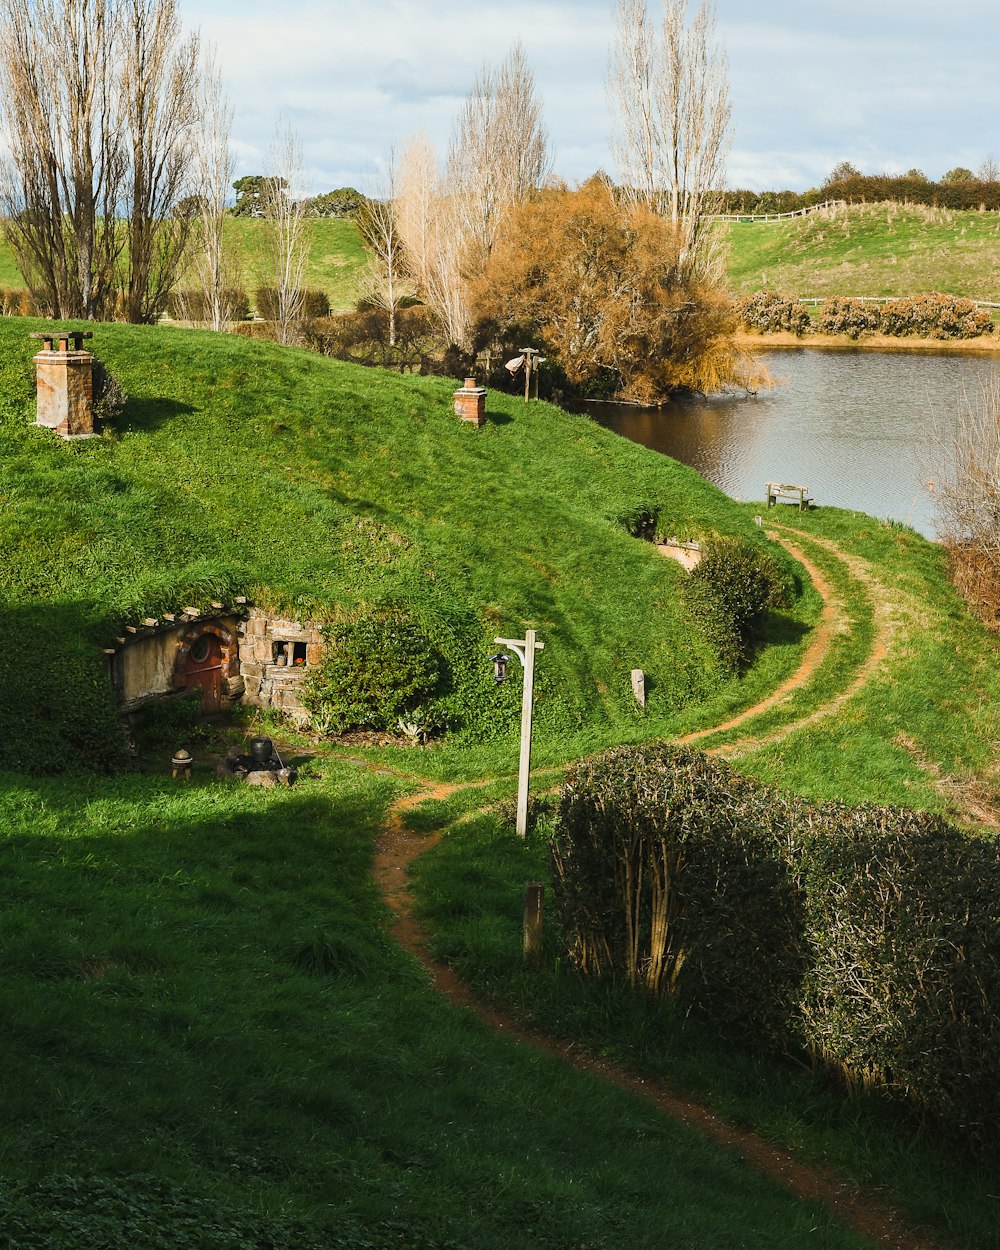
[492,629,544,837]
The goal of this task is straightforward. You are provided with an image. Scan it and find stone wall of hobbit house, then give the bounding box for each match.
[106,606,324,727]
[237,609,325,725]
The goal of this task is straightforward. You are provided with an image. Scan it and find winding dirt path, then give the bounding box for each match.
[369,527,952,1250]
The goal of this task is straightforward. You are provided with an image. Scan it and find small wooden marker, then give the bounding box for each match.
[523,882,544,966]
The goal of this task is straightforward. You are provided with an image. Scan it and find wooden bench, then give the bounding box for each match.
[765,482,812,511]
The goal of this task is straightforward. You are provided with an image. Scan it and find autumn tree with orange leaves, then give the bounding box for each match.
[473,177,762,404]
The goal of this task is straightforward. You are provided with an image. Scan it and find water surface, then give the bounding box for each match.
[587,349,999,537]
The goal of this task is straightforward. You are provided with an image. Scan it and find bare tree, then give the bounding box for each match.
[395,133,469,347]
[265,123,309,345]
[119,0,201,323]
[0,0,124,318]
[0,0,202,322]
[356,153,405,346]
[183,47,238,330]
[608,0,732,278]
[446,40,550,273]
[933,377,1000,628]
[978,154,1000,183]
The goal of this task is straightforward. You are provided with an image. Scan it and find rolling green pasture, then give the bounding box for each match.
[724,202,1000,301]
[0,317,810,776]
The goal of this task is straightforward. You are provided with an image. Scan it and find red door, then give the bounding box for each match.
[184,634,224,712]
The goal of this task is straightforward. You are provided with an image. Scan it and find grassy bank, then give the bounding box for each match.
[0,318,811,775]
[410,508,1000,1250]
[0,757,884,1249]
[725,202,1000,302]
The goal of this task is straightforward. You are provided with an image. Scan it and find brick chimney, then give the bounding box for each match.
[31,330,97,439]
[453,377,487,427]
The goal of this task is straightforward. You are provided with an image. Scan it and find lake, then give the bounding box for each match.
[586,348,999,538]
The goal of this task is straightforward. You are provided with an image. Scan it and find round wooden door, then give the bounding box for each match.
[184,633,224,712]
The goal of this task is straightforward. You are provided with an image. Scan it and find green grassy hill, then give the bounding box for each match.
[0,318,799,775]
[3,202,998,313]
[0,217,369,312]
[724,202,1000,301]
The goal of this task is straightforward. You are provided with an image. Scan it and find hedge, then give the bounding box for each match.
[552,744,1000,1161]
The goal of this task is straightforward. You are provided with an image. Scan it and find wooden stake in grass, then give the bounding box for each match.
[523,882,544,965]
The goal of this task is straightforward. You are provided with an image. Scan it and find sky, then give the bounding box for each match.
[182,0,1000,197]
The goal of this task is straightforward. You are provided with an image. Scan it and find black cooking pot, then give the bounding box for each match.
[250,736,273,767]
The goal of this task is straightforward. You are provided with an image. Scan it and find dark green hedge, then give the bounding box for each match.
[683,534,789,675]
[552,744,1000,1161]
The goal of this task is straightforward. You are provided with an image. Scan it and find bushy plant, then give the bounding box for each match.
[166,289,251,322]
[737,290,811,336]
[301,607,447,735]
[253,287,330,320]
[794,803,1000,1161]
[0,288,39,316]
[612,502,660,540]
[92,360,128,424]
[552,744,805,1041]
[880,293,993,340]
[683,533,788,674]
[816,296,882,338]
[553,743,1000,1162]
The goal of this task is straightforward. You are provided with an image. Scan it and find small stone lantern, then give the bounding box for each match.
[453,377,487,427]
[30,330,96,439]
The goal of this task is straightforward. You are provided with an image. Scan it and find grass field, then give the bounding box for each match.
[2,201,999,314]
[724,202,1000,301]
[412,503,1000,1250]
[3,315,1000,1246]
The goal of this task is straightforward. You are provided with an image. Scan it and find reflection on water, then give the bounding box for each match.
[586,349,999,537]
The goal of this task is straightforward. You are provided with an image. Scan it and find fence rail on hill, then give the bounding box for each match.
[709,199,846,223]
[795,296,1000,310]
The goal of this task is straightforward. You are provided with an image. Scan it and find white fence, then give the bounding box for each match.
[709,199,846,223]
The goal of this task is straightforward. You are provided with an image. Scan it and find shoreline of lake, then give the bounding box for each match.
[736,330,1000,355]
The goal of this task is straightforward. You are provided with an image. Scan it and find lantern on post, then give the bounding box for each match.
[489,651,510,684]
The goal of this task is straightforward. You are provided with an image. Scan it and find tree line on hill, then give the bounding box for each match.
[721,159,1000,215]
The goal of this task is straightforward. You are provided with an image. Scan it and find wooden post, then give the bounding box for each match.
[516,629,538,838]
[494,629,544,838]
[523,882,544,965]
[518,347,540,401]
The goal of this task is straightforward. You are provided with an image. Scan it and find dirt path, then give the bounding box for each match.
[369,527,953,1250]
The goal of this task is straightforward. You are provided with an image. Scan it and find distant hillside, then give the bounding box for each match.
[0,319,798,772]
[3,202,999,316]
[724,202,1000,302]
[0,217,369,313]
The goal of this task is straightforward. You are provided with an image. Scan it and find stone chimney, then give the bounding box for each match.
[453,377,487,427]
[31,330,97,439]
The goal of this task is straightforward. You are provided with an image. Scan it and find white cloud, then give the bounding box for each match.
[183,0,1000,192]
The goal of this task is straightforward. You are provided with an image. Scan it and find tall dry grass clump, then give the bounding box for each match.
[935,376,1000,628]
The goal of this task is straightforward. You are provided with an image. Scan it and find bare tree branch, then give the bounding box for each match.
[266,122,309,345]
[609,0,732,279]
[184,46,238,330]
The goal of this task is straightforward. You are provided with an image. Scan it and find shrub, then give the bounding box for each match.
[300,607,446,735]
[793,803,1000,1161]
[552,743,1000,1162]
[612,502,660,541]
[880,293,993,340]
[166,289,251,322]
[0,288,38,316]
[253,287,330,320]
[816,296,882,338]
[92,360,128,424]
[736,290,811,336]
[552,744,805,1042]
[683,533,788,674]
[301,306,443,372]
